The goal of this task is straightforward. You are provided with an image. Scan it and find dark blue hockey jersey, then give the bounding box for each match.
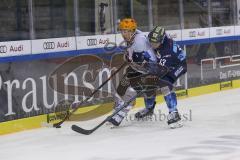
[154,36,186,70]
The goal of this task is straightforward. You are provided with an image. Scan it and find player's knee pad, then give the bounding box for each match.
[112,97,132,115]
[123,87,137,102]
[113,87,136,110]
[160,86,172,96]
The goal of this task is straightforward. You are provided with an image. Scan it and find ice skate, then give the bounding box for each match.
[135,101,156,120]
[167,110,183,129]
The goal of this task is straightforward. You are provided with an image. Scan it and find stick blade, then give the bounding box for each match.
[71,125,93,135]
[53,122,63,128]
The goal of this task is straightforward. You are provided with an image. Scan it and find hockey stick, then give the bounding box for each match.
[50,62,127,128]
[72,88,145,135]
[71,75,174,135]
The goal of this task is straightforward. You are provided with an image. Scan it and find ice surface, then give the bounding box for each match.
[0,88,240,160]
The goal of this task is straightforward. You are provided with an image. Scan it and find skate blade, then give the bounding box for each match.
[135,115,154,121]
[169,121,183,129]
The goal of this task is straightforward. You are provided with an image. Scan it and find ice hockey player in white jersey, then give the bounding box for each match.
[108,18,160,126]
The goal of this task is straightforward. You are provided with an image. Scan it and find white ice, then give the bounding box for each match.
[0,88,240,160]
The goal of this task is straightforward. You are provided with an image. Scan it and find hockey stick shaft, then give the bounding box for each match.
[72,88,145,135]
[52,62,127,128]
[71,77,174,135]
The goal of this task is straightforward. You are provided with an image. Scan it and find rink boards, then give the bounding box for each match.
[0,26,240,61]
[1,25,240,135]
[0,79,239,135]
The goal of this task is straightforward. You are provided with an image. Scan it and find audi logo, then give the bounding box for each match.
[216,29,223,35]
[189,31,196,37]
[0,45,7,53]
[87,39,97,46]
[43,42,55,50]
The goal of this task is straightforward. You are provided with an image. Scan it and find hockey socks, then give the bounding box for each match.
[135,97,156,119]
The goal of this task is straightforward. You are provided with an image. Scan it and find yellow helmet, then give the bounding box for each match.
[118,18,137,31]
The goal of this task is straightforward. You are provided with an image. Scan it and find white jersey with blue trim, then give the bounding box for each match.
[127,30,157,73]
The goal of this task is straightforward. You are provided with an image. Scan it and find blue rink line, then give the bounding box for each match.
[0,36,240,63]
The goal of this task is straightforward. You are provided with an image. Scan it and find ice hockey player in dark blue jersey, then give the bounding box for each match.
[136,26,187,128]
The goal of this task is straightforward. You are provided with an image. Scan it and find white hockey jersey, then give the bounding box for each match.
[126,30,157,74]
